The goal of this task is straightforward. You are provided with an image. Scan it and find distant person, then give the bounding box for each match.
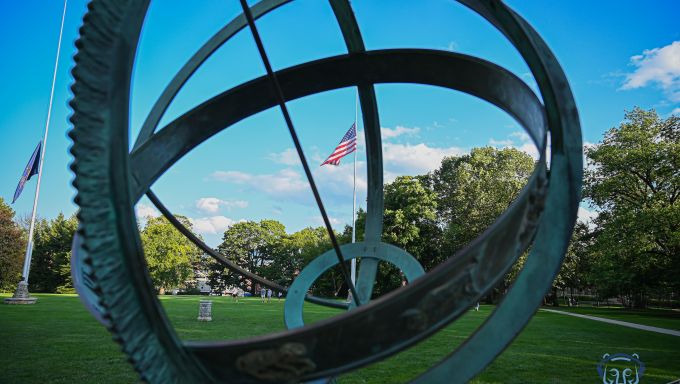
[266,288,272,303]
[278,291,283,301]
[260,287,266,303]
[474,302,480,311]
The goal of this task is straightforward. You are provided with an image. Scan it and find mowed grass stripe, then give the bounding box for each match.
[552,306,680,331]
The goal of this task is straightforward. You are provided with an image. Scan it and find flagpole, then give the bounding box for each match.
[350,90,358,286]
[21,0,68,286]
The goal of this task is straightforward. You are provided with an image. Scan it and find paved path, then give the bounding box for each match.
[540,308,680,337]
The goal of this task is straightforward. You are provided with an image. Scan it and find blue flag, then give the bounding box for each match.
[12,141,42,204]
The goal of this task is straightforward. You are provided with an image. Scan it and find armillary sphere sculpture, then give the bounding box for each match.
[68,0,582,383]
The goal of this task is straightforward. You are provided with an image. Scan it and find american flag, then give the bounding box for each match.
[321,123,357,166]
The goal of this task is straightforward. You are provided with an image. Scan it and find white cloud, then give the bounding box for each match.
[517,142,540,160]
[323,141,467,186]
[582,141,597,172]
[267,148,301,166]
[195,197,248,213]
[621,41,680,102]
[488,131,540,160]
[382,142,465,176]
[135,203,159,219]
[311,215,341,227]
[196,198,221,213]
[510,131,530,141]
[315,160,368,203]
[211,169,308,197]
[489,138,514,146]
[672,107,680,115]
[189,215,234,235]
[446,41,458,51]
[211,162,369,205]
[381,125,420,140]
[577,206,598,227]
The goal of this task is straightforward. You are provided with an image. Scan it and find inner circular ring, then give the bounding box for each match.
[284,242,425,329]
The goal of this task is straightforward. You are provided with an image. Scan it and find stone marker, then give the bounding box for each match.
[197,300,212,322]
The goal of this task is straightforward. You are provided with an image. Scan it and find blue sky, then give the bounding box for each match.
[1,1,678,247]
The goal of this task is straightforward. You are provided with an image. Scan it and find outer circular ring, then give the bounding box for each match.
[70,232,110,326]
[68,1,580,383]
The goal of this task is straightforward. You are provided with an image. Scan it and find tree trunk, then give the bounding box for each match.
[550,287,559,307]
[633,292,647,309]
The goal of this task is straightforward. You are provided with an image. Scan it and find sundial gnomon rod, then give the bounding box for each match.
[238,0,362,306]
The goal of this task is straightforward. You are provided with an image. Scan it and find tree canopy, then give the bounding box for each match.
[429,147,535,258]
[141,215,202,293]
[5,108,675,309]
[584,107,679,306]
[0,198,26,291]
[29,213,78,293]
[211,220,288,294]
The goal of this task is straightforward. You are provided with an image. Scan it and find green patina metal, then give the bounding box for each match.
[68,0,581,383]
[284,242,425,329]
[329,0,384,308]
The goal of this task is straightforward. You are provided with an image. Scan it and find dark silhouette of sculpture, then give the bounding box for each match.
[68,0,582,382]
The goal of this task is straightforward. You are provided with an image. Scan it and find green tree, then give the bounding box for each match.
[206,263,240,296]
[214,219,286,293]
[29,213,78,293]
[585,108,679,307]
[353,176,440,297]
[268,226,330,287]
[383,176,438,254]
[429,147,534,302]
[550,222,595,306]
[430,147,535,258]
[141,215,201,294]
[0,198,26,292]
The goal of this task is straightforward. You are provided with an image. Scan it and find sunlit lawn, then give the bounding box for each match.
[1,294,678,383]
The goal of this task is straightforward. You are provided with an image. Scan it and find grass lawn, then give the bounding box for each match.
[1,294,678,383]
[549,305,680,331]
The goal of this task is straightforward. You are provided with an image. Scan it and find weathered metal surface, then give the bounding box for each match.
[128,50,545,198]
[284,242,425,329]
[413,1,583,381]
[70,231,108,324]
[68,1,581,383]
[238,0,361,307]
[235,342,316,382]
[70,1,213,382]
[329,0,384,307]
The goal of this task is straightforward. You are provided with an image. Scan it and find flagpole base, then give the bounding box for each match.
[4,281,37,305]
